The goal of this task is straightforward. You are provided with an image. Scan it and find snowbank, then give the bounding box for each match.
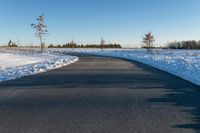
[0,51,78,82]
[49,48,200,86]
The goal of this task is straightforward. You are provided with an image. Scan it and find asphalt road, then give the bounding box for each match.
[0,55,200,133]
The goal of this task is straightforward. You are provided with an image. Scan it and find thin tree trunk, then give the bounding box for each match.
[101,44,104,52]
[39,34,43,53]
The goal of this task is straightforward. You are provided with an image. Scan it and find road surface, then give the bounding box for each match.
[0,55,200,133]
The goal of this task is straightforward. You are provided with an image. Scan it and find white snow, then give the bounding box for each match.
[0,49,78,82]
[0,53,44,69]
[49,48,200,86]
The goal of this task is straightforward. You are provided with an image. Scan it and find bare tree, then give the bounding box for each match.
[100,38,105,52]
[31,15,48,53]
[143,32,155,53]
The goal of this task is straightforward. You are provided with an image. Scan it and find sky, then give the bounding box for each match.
[0,0,200,47]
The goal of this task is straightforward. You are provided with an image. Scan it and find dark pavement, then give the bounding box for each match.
[0,55,200,133]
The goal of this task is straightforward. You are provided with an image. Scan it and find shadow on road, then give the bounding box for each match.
[126,59,200,132]
[132,61,200,132]
[147,80,200,132]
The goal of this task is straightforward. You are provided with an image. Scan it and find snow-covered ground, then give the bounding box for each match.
[0,49,78,82]
[49,48,200,86]
[0,53,44,69]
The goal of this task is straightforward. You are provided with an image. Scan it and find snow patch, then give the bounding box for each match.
[0,51,78,82]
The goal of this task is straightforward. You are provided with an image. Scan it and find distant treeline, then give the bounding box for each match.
[48,43,122,48]
[166,41,200,49]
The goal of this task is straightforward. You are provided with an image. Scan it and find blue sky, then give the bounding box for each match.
[0,0,200,47]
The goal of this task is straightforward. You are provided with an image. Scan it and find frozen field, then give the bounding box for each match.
[0,49,78,82]
[0,53,45,69]
[49,48,200,86]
